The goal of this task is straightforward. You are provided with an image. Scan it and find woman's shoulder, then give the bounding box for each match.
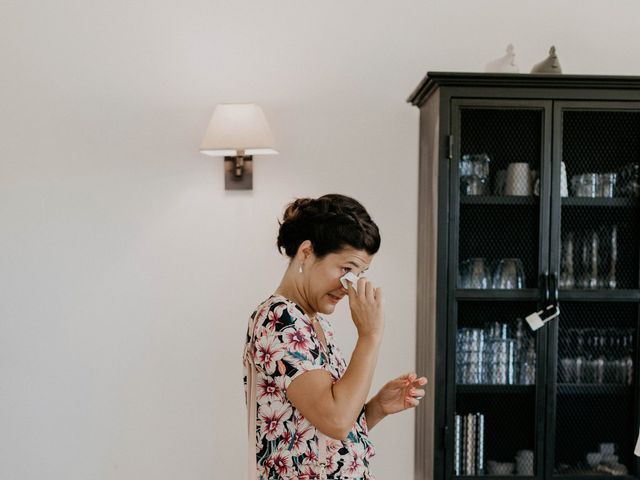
[251,294,312,333]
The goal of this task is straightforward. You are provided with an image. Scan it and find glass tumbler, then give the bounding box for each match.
[460,258,491,289]
[599,173,617,197]
[492,258,526,289]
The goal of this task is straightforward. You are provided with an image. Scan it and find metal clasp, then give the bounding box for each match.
[525,304,561,331]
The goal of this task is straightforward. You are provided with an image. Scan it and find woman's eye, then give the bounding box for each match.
[341,267,351,273]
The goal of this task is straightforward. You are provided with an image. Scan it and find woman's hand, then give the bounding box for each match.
[374,372,428,415]
[346,277,384,339]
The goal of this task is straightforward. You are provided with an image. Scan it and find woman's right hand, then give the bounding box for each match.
[346,277,384,339]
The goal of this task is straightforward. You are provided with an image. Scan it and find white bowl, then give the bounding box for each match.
[586,452,603,467]
[488,462,515,475]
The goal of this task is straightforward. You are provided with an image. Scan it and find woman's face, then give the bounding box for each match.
[306,246,374,316]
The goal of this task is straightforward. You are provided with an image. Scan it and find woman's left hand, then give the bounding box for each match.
[375,372,428,415]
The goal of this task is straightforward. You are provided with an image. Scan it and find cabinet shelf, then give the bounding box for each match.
[558,289,640,302]
[461,196,539,205]
[457,385,536,395]
[556,384,633,395]
[454,477,536,480]
[562,198,639,208]
[552,476,636,480]
[456,289,640,301]
[456,289,539,301]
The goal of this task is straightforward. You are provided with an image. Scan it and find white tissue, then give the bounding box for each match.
[340,272,359,291]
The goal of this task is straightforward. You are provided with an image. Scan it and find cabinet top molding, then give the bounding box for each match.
[407,71,640,107]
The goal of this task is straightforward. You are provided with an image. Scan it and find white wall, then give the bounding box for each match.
[2,1,640,479]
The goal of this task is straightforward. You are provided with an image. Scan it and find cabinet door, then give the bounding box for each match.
[447,100,553,480]
[547,101,640,480]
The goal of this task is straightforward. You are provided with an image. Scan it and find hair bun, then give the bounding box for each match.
[277,194,380,259]
[281,198,314,223]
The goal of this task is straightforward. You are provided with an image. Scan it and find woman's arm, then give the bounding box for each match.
[287,333,382,440]
[365,373,429,430]
[364,394,386,430]
[287,277,384,440]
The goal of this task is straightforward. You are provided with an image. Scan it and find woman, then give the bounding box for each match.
[243,194,427,479]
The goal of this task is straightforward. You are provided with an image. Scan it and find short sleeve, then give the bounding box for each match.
[253,301,325,390]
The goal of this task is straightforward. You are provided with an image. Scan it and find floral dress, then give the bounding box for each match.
[243,294,376,479]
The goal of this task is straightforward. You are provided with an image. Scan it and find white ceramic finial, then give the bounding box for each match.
[485,44,520,73]
[531,46,563,74]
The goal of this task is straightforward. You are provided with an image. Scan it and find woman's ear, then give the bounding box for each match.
[297,240,314,261]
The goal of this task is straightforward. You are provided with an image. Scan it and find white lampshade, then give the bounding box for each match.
[199,103,278,157]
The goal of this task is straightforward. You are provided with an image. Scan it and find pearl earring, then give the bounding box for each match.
[298,263,304,274]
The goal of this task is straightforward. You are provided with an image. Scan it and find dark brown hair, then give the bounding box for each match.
[277,194,381,259]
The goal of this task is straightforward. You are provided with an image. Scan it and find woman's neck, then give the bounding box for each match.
[274,278,317,322]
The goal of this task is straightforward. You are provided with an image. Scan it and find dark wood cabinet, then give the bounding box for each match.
[408,73,640,480]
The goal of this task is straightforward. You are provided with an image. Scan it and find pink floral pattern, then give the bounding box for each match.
[244,294,376,479]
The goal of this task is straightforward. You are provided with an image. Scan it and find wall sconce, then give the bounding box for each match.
[199,103,278,190]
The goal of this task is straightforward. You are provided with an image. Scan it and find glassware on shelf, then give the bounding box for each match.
[589,231,600,288]
[460,153,491,178]
[461,175,487,195]
[564,227,621,290]
[513,318,526,384]
[457,320,535,385]
[492,258,526,289]
[606,225,617,289]
[487,321,510,340]
[558,328,634,384]
[617,162,639,197]
[559,357,576,383]
[571,173,599,197]
[459,258,491,289]
[493,169,507,195]
[584,356,605,384]
[599,173,617,198]
[520,342,537,385]
[460,154,491,196]
[457,328,485,384]
[485,338,516,384]
[578,234,589,288]
[559,233,576,288]
[460,257,527,290]
[569,166,638,198]
[576,231,600,288]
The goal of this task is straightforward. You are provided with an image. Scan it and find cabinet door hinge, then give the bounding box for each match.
[447,135,454,160]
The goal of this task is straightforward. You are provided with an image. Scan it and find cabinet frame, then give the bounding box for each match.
[409,73,640,480]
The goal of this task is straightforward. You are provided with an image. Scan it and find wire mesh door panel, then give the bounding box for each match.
[552,104,640,479]
[552,302,639,477]
[558,108,640,292]
[455,105,549,293]
[451,102,550,479]
[454,302,540,478]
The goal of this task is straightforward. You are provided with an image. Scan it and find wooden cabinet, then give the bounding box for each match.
[408,73,640,480]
